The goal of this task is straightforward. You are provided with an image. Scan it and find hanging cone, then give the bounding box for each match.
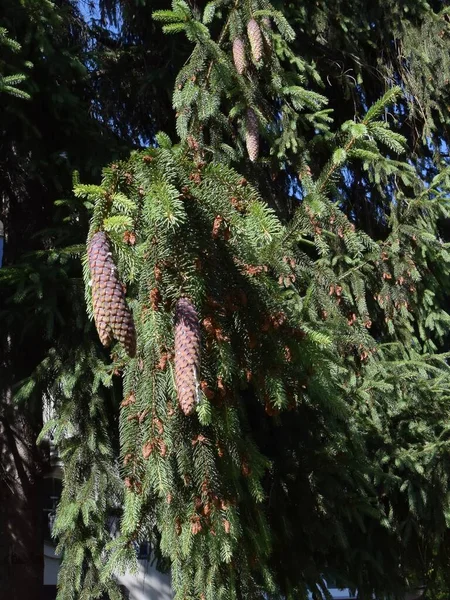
[247,19,263,63]
[88,231,136,357]
[261,16,272,51]
[174,297,201,416]
[232,38,247,75]
[245,108,259,162]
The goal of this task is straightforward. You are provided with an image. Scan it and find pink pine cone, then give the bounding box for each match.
[88,231,136,357]
[247,19,263,63]
[245,108,259,162]
[174,297,201,416]
[233,38,247,75]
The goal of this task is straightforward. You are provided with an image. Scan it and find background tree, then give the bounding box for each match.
[0,1,128,596]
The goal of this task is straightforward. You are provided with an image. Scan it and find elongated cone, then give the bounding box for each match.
[245,108,259,162]
[88,231,136,357]
[247,19,263,62]
[262,16,272,51]
[233,38,247,75]
[174,297,201,416]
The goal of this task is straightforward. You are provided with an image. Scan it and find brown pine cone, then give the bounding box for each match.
[245,108,259,162]
[174,297,201,416]
[247,19,263,62]
[88,231,136,357]
[232,38,247,75]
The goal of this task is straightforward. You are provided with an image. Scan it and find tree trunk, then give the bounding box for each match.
[0,390,44,600]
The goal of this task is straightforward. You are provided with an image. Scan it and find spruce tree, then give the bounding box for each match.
[43,1,450,599]
[4,0,450,598]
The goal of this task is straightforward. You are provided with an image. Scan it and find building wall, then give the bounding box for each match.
[43,543,60,586]
[116,563,172,600]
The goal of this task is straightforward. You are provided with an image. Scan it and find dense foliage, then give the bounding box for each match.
[3,1,450,599]
[0,1,127,597]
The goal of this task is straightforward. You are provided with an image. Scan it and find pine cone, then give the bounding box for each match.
[232,38,247,75]
[261,16,272,50]
[88,231,136,357]
[174,297,201,416]
[245,108,259,162]
[247,19,263,63]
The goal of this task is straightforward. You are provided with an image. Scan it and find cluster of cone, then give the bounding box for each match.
[88,231,136,357]
[174,297,201,416]
[232,18,265,74]
[232,18,271,162]
[89,233,202,415]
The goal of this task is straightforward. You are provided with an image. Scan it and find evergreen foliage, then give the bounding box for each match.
[69,85,450,599]
[0,27,30,99]
[3,0,450,598]
[0,1,133,597]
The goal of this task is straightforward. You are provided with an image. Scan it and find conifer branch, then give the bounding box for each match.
[204,0,240,87]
